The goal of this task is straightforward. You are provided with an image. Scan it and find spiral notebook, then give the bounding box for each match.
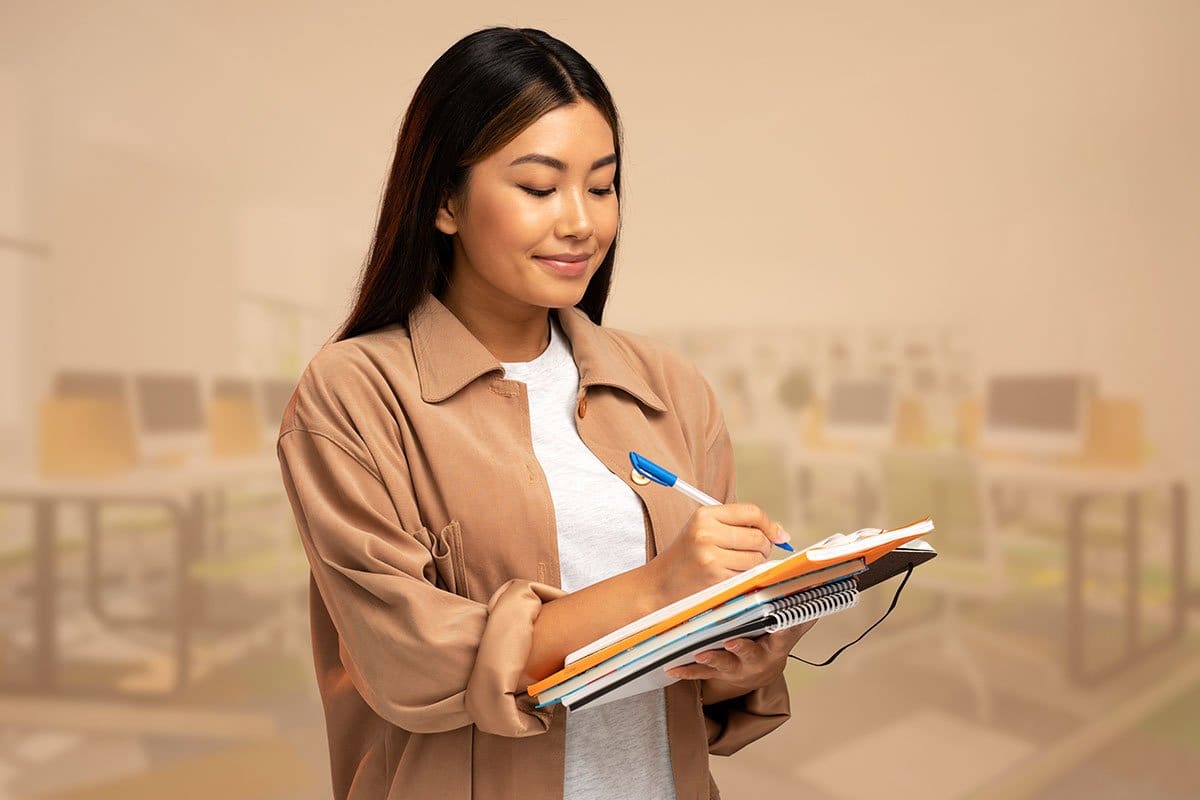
[534,566,863,708]
[553,577,860,711]
[526,517,934,699]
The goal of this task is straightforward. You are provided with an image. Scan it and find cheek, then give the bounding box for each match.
[597,202,620,241]
[468,192,545,252]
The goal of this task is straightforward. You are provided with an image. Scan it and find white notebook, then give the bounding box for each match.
[558,577,859,712]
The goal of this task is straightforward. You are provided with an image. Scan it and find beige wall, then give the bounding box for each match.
[3,1,1196,463]
[4,0,1197,554]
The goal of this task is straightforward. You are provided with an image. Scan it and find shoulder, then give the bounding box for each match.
[278,323,415,447]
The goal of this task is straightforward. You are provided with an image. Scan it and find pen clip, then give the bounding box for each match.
[629,452,677,487]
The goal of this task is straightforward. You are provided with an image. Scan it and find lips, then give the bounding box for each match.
[538,253,591,262]
[534,256,589,276]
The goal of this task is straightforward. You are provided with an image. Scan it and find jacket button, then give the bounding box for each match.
[576,396,587,418]
[631,467,651,485]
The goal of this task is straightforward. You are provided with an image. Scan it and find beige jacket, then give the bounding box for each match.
[276,291,791,799]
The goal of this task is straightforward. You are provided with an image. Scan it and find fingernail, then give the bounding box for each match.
[777,524,790,542]
[696,654,710,663]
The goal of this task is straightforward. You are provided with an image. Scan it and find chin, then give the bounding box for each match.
[527,281,590,309]
[539,292,587,310]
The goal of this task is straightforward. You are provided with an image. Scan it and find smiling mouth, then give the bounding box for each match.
[534,256,589,275]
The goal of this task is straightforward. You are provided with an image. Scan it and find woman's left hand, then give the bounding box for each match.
[664,619,818,692]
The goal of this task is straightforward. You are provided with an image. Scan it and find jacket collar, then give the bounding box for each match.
[407,292,667,413]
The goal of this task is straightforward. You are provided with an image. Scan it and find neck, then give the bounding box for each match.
[440,278,553,363]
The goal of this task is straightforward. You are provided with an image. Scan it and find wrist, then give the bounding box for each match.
[639,560,668,614]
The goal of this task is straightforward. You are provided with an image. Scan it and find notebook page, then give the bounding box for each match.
[565,557,782,665]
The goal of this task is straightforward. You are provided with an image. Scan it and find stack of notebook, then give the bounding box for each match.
[526,518,937,711]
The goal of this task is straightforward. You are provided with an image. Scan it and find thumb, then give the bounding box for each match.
[763,620,817,654]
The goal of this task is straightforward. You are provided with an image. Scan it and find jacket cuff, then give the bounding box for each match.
[702,671,791,756]
[464,578,568,737]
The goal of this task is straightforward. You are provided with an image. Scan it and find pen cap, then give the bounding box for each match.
[629,452,677,487]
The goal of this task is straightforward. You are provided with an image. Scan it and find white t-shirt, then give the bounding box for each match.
[500,313,677,800]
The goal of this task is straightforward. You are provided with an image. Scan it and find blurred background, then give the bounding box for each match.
[0,1,1197,798]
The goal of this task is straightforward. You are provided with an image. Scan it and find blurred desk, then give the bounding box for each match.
[979,460,1189,685]
[0,455,282,696]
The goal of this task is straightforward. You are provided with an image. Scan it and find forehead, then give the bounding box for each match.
[494,102,614,166]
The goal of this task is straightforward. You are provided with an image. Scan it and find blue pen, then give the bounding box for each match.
[629,451,795,552]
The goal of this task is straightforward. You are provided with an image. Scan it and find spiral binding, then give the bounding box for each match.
[768,576,855,611]
[764,583,858,633]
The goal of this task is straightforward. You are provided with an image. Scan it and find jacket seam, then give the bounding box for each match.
[279,426,385,484]
[703,415,727,457]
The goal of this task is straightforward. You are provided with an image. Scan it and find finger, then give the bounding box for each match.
[722,547,770,574]
[717,524,777,557]
[723,637,769,665]
[762,620,818,654]
[706,503,778,539]
[665,664,719,680]
[702,503,790,548]
[693,648,742,673]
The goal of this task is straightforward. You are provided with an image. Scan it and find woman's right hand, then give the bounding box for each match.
[644,503,791,607]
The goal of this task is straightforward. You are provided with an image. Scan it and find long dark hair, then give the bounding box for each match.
[334,27,625,343]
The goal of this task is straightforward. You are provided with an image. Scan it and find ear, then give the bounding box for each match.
[434,189,459,236]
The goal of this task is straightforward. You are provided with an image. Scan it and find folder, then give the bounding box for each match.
[551,576,861,711]
[534,562,864,708]
[525,517,935,699]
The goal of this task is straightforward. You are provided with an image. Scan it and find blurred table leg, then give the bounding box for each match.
[173,492,204,693]
[84,499,106,620]
[1171,481,1187,638]
[32,498,58,691]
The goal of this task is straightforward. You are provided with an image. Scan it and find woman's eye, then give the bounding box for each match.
[519,186,615,198]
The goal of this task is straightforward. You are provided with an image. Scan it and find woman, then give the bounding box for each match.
[276,26,809,800]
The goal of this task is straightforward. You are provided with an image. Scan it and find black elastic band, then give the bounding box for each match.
[788,562,915,667]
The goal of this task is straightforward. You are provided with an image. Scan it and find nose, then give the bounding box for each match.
[554,187,595,241]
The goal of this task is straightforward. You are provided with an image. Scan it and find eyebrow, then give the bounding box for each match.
[508,152,617,172]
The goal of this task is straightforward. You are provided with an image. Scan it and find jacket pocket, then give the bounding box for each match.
[431,519,472,600]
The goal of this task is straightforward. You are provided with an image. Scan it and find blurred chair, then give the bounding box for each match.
[876,448,1013,721]
[1064,395,1146,469]
[40,370,139,477]
[802,397,828,449]
[733,440,795,530]
[955,396,982,452]
[209,377,263,457]
[894,395,928,447]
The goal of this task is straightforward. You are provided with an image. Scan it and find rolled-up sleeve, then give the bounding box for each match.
[695,371,792,755]
[277,426,566,737]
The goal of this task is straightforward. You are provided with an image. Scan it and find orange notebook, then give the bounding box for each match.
[526,517,934,697]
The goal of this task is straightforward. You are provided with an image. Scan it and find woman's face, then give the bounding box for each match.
[435,101,619,315]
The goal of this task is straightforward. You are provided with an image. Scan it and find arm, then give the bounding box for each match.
[521,566,661,687]
[279,426,561,736]
[694,375,792,756]
[278,385,664,735]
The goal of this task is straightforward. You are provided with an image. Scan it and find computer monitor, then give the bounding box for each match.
[53,370,129,401]
[213,377,254,400]
[823,377,897,447]
[131,372,208,465]
[980,373,1094,456]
